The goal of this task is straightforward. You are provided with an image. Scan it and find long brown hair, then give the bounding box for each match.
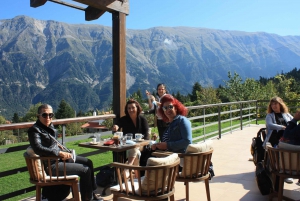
[267,96,289,113]
[124,99,143,116]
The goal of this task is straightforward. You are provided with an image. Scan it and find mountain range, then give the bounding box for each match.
[0,15,300,119]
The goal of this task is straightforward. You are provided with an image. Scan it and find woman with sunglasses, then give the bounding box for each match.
[146,83,169,142]
[112,99,149,166]
[151,94,192,153]
[27,104,102,201]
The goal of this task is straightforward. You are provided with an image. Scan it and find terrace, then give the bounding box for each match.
[1,100,300,200]
[21,124,300,201]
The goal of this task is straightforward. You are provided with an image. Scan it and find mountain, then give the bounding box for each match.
[1,15,300,118]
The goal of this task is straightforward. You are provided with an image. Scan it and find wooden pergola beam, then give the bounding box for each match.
[29,0,128,121]
[31,0,85,11]
[112,12,127,119]
[73,0,129,14]
[30,0,47,7]
[85,6,106,21]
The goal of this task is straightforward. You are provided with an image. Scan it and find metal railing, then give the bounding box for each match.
[0,100,266,200]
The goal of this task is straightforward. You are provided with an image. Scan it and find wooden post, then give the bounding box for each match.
[112,12,126,121]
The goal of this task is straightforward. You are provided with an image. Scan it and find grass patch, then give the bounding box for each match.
[0,138,113,201]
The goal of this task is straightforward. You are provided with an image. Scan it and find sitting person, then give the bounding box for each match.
[281,110,300,145]
[27,104,102,201]
[263,96,293,148]
[112,99,149,166]
[151,94,192,153]
[281,109,300,185]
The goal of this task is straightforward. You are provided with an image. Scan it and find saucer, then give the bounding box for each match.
[89,141,98,145]
[134,139,144,142]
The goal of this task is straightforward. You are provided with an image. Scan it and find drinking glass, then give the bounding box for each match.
[121,137,127,146]
[126,133,133,141]
[96,134,101,142]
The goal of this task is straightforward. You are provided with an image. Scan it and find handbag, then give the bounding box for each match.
[49,134,76,163]
[255,162,273,195]
[251,128,266,166]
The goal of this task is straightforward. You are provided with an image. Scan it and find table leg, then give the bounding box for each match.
[112,151,127,183]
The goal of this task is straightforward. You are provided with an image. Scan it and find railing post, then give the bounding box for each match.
[230,106,232,133]
[248,103,250,123]
[218,105,221,139]
[240,103,243,130]
[256,101,258,125]
[203,108,206,139]
[62,124,66,145]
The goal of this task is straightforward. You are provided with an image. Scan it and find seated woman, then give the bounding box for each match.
[27,104,102,201]
[112,99,149,166]
[263,96,293,148]
[264,96,293,184]
[151,94,192,153]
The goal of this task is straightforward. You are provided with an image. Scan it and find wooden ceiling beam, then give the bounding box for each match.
[49,0,85,10]
[85,6,106,21]
[73,0,129,15]
[30,0,47,7]
[31,0,86,10]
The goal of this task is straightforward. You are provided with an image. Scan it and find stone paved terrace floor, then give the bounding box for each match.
[22,124,300,201]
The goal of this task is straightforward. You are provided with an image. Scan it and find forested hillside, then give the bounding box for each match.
[1,15,300,118]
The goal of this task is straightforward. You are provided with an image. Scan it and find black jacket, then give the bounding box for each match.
[27,120,61,157]
[116,115,149,139]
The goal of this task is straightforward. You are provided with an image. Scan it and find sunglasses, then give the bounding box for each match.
[162,105,174,111]
[39,113,54,118]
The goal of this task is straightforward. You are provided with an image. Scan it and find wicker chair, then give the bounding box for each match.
[176,149,213,201]
[110,154,180,201]
[24,152,80,201]
[267,145,300,201]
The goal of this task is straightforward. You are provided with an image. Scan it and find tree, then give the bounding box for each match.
[0,115,6,124]
[22,103,43,122]
[220,72,244,101]
[55,100,75,119]
[190,82,203,102]
[12,113,20,123]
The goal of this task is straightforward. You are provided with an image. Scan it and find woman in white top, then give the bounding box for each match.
[146,83,169,141]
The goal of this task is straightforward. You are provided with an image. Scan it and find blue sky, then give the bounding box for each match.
[1,0,300,36]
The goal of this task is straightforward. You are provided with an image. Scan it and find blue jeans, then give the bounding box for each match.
[50,156,97,201]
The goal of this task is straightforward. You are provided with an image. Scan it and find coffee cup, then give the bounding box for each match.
[92,138,97,143]
[135,133,144,141]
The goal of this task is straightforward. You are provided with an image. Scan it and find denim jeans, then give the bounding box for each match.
[50,156,97,201]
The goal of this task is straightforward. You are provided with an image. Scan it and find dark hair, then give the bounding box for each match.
[158,94,188,122]
[37,104,53,114]
[124,99,143,116]
[267,96,289,113]
[156,83,168,97]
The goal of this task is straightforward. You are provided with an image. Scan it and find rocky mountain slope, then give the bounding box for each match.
[0,15,300,118]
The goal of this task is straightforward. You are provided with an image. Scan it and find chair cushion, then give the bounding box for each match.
[111,177,164,196]
[278,141,300,151]
[185,140,213,153]
[141,153,178,192]
[26,146,46,180]
[180,140,213,177]
[110,178,141,194]
[278,142,300,174]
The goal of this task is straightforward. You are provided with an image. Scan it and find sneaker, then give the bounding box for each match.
[284,178,293,184]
